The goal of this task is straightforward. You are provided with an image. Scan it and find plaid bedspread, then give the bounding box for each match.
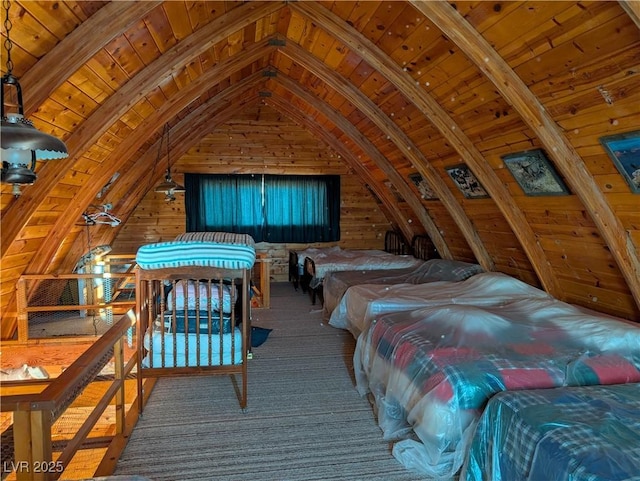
[462,383,640,481]
[355,303,640,478]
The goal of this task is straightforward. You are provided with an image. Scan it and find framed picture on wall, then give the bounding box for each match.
[502,149,569,196]
[445,164,489,199]
[599,130,640,194]
[409,172,438,200]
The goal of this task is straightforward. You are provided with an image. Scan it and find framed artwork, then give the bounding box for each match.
[599,130,640,194]
[502,149,569,196]
[409,172,438,200]
[445,164,489,199]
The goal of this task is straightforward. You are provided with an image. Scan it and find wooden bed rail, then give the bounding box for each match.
[0,313,143,481]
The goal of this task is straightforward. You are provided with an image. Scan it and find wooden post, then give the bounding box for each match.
[114,337,125,434]
[13,407,54,481]
[258,255,271,309]
[16,278,29,344]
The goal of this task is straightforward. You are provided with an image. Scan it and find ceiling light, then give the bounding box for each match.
[154,123,184,201]
[1,0,68,196]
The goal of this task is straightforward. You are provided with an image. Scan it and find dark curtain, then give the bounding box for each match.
[185,174,263,240]
[185,174,340,243]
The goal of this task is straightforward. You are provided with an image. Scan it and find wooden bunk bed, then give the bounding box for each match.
[135,233,255,410]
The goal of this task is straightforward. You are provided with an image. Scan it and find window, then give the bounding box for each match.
[185,174,340,243]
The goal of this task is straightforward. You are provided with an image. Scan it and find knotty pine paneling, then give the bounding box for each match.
[111,105,393,281]
[112,173,392,282]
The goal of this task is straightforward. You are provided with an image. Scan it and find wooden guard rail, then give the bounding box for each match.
[14,272,137,344]
[1,313,145,480]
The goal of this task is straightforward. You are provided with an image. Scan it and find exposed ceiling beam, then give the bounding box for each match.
[268,96,414,243]
[270,73,451,258]
[23,44,275,277]
[20,1,163,116]
[7,86,265,338]
[619,0,640,29]
[413,0,640,310]
[289,1,560,297]
[60,72,270,273]
[62,89,265,276]
[272,77,428,249]
[1,1,285,259]
[278,42,493,270]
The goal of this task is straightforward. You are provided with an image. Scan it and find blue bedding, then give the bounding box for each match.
[461,383,640,481]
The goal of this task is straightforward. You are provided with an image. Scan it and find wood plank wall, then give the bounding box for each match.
[110,104,396,281]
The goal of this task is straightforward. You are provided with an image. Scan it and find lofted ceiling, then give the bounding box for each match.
[1,1,639,336]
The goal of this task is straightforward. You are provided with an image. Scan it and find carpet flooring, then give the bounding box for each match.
[113,283,427,481]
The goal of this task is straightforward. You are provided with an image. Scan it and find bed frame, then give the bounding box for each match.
[384,230,409,255]
[289,250,301,291]
[411,234,439,261]
[136,265,252,410]
[288,231,411,293]
[294,232,440,305]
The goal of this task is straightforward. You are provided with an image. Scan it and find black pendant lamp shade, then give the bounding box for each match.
[1,2,68,196]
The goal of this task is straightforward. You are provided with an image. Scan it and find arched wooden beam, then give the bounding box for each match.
[20,1,163,116]
[62,89,266,275]
[278,42,493,271]
[23,43,275,277]
[289,1,560,296]
[414,0,640,310]
[1,1,285,259]
[619,1,640,29]
[59,73,269,273]
[272,85,418,246]
[4,87,265,338]
[271,73,451,258]
[267,95,413,243]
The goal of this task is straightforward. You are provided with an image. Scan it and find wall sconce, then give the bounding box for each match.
[1,0,68,196]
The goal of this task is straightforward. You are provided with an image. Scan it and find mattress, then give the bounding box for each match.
[353,298,640,478]
[165,279,234,313]
[322,259,483,323]
[308,249,423,287]
[461,383,640,481]
[142,328,244,368]
[329,272,550,337]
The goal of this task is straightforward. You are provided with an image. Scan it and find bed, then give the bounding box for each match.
[353,296,640,479]
[329,272,542,338]
[460,383,640,481]
[135,233,255,409]
[288,232,435,296]
[322,259,484,325]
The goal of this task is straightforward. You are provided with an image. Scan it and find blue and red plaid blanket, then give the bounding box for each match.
[355,301,640,478]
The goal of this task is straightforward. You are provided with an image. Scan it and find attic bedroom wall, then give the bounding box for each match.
[109,103,406,281]
[1,1,639,335]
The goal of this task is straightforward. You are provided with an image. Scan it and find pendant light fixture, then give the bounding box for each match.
[154,123,184,202]
[1,0,68,196]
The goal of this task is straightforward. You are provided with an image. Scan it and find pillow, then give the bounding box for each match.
[166,280,233,312]
[136,241,256,270]
[175,231,255,247]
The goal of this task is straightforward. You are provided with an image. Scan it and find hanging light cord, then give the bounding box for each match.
[3,0,13,76]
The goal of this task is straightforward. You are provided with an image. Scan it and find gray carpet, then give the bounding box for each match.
[114,283,426,480]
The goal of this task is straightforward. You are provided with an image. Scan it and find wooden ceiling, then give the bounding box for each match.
[1,1,639,333]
